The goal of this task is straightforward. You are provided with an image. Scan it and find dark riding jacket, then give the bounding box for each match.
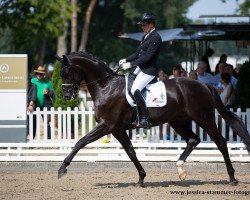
[126,29,162,76]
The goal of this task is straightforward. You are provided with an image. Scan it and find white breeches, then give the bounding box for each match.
[131,69,155,95]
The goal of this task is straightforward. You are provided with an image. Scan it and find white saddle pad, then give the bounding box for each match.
[125,75,167,107]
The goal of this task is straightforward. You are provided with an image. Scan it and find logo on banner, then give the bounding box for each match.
[0,64,9,73]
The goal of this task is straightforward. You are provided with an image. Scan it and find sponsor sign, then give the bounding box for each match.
[0,54,27,142]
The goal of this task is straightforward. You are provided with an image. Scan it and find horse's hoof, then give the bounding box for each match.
[229,179,238,186]
[135,183,145,188]
[58,168,67,179]
[179,171,187,180]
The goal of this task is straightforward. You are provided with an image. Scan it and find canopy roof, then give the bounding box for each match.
[119,23,250,41]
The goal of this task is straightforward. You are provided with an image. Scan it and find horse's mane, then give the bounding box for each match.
[71,51,110,69]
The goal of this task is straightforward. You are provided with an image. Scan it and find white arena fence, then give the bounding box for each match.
[0,107,250,162]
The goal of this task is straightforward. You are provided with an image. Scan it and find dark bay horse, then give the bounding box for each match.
[55,52,250,187]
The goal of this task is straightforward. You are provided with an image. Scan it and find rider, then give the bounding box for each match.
[119,12,162,128]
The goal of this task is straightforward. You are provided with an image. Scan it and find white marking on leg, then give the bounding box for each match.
[176,160,187,180]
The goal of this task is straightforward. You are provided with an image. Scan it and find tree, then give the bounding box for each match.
[71,0,78,52]
[52,61,80,110]
[236,61,250,110]
[78,0,97,51]
[0,0,72,68]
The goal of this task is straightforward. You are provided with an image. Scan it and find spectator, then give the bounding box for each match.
[201,48,214,74]
[213,62,227,89]
[215,54,227,74]
[196,61,215,85]
[218,73,234,108]
[224,64,238,90]
[27,76,37,138]
[27,79,37,113]
[31,66,54,139]
[169,64,182,79]
[188,70,198,80]
[218,72,234,141]
[233,64,241,78]
[158,69,168,81]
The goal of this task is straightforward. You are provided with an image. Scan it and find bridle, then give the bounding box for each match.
[60,55,122,99]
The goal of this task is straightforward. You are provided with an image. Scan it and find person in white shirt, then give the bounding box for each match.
[218,73,234,108]
[196,61,215,85]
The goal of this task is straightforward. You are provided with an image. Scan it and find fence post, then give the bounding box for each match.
[62,111,67,142]
[28,112,34,142]
[81,107,86,137]
[43,107,48,142]
[36,107,41,142]
[89,107,93,132]
[237,108,241,142]
[74,107,79,143]
[67,107,71,142]
[57,107,62,143]
[50,107,55,142]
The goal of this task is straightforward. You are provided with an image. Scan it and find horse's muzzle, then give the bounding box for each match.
[62,84,78,101]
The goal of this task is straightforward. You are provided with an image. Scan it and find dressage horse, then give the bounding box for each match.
[55,52,250,187]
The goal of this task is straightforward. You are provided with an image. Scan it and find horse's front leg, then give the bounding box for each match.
[113,131,146,187]
[58,122,109,179]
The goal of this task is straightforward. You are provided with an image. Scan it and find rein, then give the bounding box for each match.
[61,64,122,88]
[80,65,122,87]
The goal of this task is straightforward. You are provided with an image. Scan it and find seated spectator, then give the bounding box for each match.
[188,70,198,80]
[218,73,234,108]
[158,69,168,81]
[196,61,215,85]
[213,62,227,89]
[169,64,182,79]
[215,54,227,74]
[224,64,237,90]
[218,72,234,141]
[201,48,214,74]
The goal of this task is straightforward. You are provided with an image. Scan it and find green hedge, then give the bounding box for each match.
[51,61,80,109]
[236,60,250,110]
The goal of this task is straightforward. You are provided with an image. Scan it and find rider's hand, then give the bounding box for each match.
[119,58,126,66]
[121,62,131,70]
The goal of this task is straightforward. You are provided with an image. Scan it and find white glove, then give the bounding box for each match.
[119,58,126,66]
[121,62,132,70]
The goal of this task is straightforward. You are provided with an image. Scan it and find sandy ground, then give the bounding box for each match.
[0,170,250,200]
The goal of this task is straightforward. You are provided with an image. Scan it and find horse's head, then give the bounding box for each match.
[55,54,83,100]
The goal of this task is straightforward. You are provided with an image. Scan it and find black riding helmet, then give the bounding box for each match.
[137,12,157,24]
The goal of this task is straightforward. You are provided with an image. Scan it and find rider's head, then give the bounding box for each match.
[137,12,157,34]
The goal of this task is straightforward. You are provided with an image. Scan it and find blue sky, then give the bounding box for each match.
[187,0,248,23]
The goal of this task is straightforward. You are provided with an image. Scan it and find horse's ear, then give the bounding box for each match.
[63,55,71,66]
[54,54,62,62]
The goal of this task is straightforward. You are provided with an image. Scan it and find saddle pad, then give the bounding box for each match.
[125,75,167,107]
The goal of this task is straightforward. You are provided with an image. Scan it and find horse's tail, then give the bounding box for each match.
[206,83,250,153]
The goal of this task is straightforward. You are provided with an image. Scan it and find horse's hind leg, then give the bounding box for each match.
[113,131,146,187]
[204,124,238,185]
[169,116,200,180]
[58,122,109,179]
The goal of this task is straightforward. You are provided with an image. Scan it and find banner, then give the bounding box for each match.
[0,54,27,142]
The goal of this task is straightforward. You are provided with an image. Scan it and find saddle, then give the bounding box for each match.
[125,74,167,108]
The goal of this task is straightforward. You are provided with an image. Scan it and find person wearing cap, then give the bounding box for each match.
[119,12,162,128]
[30,66,54,139]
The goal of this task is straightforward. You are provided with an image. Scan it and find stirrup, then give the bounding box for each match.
[132,118,151,129]
[138,118,152,129]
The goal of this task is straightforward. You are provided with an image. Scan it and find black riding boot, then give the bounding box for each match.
[132,89,152,129]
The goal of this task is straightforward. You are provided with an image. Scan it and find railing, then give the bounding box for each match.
[0,107,249,162]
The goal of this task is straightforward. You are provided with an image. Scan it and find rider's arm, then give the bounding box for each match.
[129,35,162,68]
